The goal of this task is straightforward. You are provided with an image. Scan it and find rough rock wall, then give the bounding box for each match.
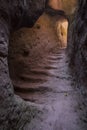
[0,0,46,29]
[68,0,87,88]
[62,0,77,15]
[0,0,47,129]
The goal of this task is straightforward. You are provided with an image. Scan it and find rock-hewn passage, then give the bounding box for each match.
[0,0,87,129]
[14,49,87,130]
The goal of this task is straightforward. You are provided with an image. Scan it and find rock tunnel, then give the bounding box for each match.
[0,0,87,130]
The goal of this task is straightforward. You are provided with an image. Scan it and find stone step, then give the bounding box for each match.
[14,85,52,93]
[19,74,47,83]
[13,80,42,89]
[47,57,62,61]
[30,68,54,77]
[15,92,40,102]
[43,65,58,70]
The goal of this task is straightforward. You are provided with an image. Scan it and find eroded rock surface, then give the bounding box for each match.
[68,0,87,90]
[0,0,47,129]
[0,0,46,29]
[56,18,68,47]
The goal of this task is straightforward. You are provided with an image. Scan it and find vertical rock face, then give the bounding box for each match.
[0,0,46,29]
[0,0,47,129]
[68,0,87,87]
[62,0,77,15]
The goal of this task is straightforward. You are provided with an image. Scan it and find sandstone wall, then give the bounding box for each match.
[48,0,77,15]
[48,0,63,10]
[56,18,68,47]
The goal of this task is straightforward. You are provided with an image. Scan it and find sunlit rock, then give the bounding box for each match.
[62,0,77,15]
[48,0,77,15]
[48,0,62,10]
[56,18,68,48]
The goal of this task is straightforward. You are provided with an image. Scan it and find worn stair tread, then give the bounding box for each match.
[14,85,52,93]
[30,68,54,76]
[19,74,47,82]
[43,65,58,70]
[15,92,39,102]
[46,55,63,60]
[13,80,44,89]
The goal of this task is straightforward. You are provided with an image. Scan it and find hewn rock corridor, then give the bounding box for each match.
[0,0,87,130]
